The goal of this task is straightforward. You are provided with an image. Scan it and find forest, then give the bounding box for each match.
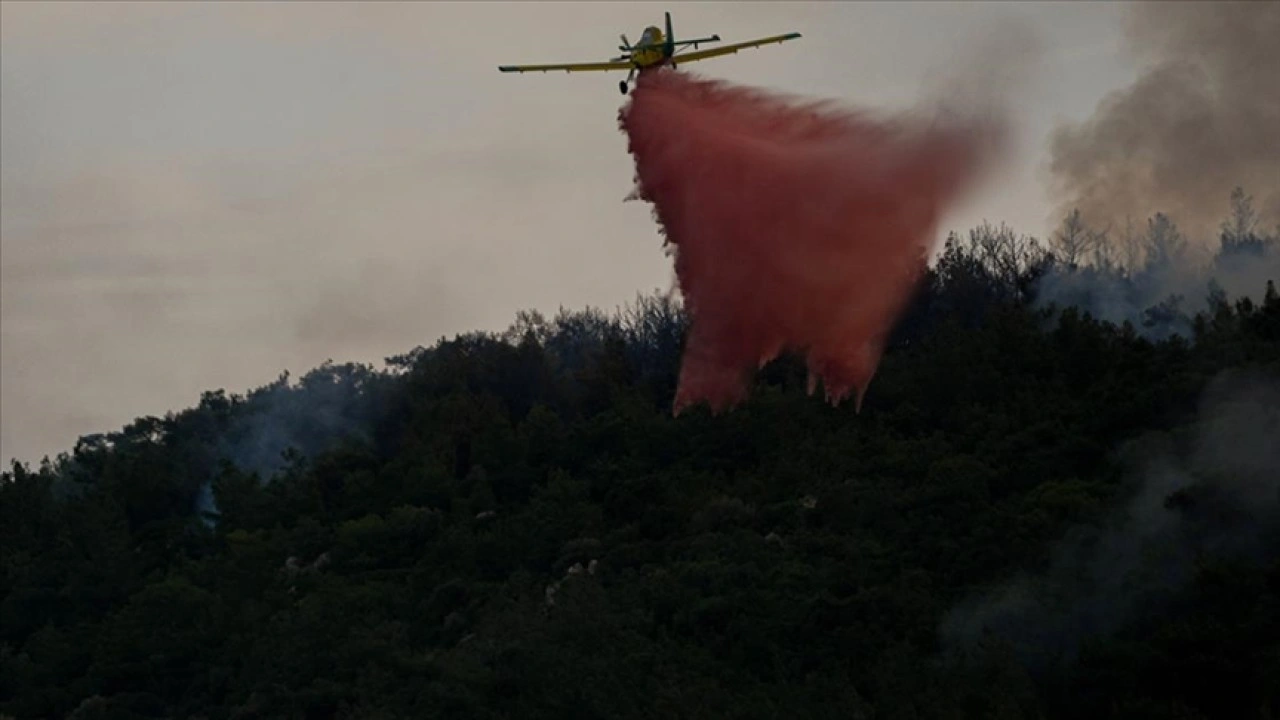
[2,189,1279,720]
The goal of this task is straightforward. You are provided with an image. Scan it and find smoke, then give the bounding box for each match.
[1047,2,1280,245]
[921,12,1044,132]
[212,363,377,482]
[1034,3,1280,345]
[1033,201,1280,341]
[619,70,1007,415]
[39,362,378,526]
[177,364,377,525]
[194,481,220,528]
[939,369,1280,672]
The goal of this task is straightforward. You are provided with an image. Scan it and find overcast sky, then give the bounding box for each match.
[1,1,1135,465]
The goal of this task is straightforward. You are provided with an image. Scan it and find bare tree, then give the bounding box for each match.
[1051,208,1094,267]
[1117,216,1144,273]
[1144,212,1188,269]
[962,221,1049,296]
[1087,224,1116,272]
[1220,186,1258,244]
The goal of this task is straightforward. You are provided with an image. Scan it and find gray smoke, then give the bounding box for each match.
[47,363,377,523]
[182,363,375,524]
[1047,2,1280,245]
[1033,193,1280,341]
[939,369,1280,671]
[212,362,377,482]
[194,481,220,528]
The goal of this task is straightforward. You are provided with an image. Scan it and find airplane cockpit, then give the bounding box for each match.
[639,26,663,46]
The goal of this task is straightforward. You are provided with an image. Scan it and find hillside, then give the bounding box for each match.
[3,215,1279,720]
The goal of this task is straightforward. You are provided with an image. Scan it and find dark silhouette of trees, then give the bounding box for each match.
[3,193,1278,719]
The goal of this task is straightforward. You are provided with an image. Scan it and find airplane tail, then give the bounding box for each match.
[664,12,675,58]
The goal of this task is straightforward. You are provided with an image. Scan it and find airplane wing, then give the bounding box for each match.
[674,32,802,63]
[499,60,631,73]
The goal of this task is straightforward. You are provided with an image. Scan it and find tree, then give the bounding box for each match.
[1143,212,1188,269]
[6,216,1279,720]
[1220,186,1258,244]
[1051,208,1095,267]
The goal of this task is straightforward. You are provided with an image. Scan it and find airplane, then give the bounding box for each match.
[498,12,802,95]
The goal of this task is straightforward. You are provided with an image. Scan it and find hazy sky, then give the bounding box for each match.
[1,1,1134,465]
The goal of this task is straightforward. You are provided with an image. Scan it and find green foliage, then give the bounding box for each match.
[2,219,1278,719]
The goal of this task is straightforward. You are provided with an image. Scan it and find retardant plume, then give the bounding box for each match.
[619,69,1006,415]
[1048,2,1280,244]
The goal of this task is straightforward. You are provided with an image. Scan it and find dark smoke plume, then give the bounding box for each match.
[619,70,1006,415]
[939,369,1280,672]
[1048,2,1280,244]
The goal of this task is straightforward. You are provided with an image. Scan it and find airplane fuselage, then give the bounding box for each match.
[630,25,670,69]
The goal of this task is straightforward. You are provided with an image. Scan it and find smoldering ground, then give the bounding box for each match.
[939,369,1280,672]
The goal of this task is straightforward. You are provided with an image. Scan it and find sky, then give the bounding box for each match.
[0,1,1136,465]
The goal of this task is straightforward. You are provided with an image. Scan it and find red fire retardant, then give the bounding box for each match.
[619,69,1005,416]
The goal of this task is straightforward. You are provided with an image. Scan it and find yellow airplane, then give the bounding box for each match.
[498,12,802,95]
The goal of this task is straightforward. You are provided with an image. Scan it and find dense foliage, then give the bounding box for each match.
[3,203,1279,719]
